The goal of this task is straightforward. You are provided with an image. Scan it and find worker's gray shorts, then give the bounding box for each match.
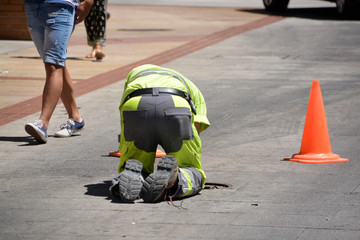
[123,94,193,153]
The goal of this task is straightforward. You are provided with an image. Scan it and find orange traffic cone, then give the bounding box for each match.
[285,80,348,164]
[155,149,167,157]
[109,149,166,158]
[109,150,121,157]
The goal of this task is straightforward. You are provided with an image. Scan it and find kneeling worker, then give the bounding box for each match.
[110,64,210,203]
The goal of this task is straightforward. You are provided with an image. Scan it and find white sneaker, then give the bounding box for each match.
[54,119,85,138]
[25,120,48,144]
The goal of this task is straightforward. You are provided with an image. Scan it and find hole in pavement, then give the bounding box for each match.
[204,182,230,190]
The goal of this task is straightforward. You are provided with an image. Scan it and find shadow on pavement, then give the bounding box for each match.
[0,136,38,145]
[10,55,97,62]
[84,180,125,204]
[240,7,360,21]
[84,180,112,197]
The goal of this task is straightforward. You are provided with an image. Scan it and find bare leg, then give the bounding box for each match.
[61,65,82,122]
[39,63,63,129]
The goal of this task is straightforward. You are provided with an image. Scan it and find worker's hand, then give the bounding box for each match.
[195,122,202,135]
[75,0,94,24]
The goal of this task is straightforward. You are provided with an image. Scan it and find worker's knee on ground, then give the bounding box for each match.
[170,167,203,198]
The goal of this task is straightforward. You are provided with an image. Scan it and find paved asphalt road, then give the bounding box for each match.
[1,0,359,239]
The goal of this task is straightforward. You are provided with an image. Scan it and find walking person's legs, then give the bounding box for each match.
[24,3,84,143]
[39,63,64,129]
[54,65,85,138]
[60,65,82,122]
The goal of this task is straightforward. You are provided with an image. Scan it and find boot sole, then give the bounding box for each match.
[142,156,178,203]
[119,160,143,203]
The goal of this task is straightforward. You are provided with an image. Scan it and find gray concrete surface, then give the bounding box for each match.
[1,1,359,240]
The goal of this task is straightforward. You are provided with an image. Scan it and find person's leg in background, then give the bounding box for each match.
[84,0,107,59]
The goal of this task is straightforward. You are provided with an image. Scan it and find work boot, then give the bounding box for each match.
[118,160,143,203]
[142,156,179,203]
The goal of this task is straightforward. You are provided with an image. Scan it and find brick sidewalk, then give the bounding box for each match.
[0,4,282,126]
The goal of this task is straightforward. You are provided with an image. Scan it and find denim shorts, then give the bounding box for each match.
[24,2,76,67]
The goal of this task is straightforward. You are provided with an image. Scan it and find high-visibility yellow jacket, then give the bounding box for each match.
[118,64,210,184]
